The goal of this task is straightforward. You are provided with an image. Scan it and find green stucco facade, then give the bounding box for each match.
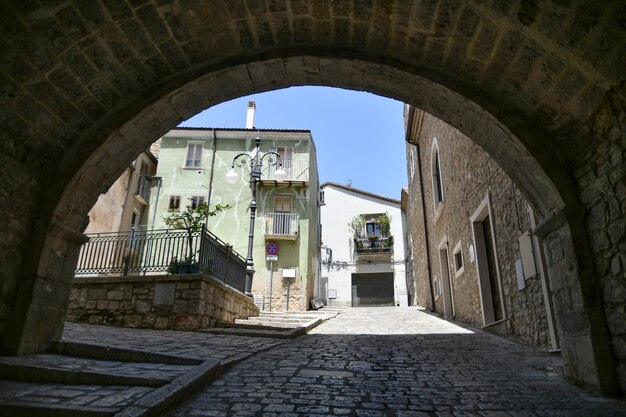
[147,128,320,311]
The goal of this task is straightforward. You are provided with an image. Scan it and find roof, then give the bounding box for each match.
[171,126,311,133]
[321,182,401,205]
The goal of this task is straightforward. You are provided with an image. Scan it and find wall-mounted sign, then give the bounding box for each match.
[266,242,279,255]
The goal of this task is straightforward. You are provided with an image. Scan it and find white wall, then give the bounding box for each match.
[320,185,407,307]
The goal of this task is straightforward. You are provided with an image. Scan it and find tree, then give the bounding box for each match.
[163,202,230,266]
[349,215,365,239]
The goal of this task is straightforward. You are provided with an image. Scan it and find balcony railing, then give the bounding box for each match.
[263,213,299,240]
[355,237,393,257]
[136,175,151,204]
[75,227,247,293]
[263,160,309,182]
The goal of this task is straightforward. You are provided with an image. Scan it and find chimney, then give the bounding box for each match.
[246,101,256,129]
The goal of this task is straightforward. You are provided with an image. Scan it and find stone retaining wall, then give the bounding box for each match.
[67,274,259,331]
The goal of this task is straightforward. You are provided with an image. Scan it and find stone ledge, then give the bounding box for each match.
[114,359,222,417]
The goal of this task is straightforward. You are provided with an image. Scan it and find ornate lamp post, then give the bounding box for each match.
[225,137,287,296]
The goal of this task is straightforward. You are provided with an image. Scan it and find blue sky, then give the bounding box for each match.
[179,86,407,200]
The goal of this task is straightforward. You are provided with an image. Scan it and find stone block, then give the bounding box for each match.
[107,290,124,300]
[154,316,169,329]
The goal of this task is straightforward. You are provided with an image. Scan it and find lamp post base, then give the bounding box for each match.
[244,263,255,298]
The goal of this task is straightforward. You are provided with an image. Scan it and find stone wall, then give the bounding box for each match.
[67,274,259,331]
[573,85,626,390]
[405,109,551,349]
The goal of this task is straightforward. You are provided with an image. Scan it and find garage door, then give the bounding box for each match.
[351,273,394,307]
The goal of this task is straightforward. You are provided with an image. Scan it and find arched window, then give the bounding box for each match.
[431,138,444,209]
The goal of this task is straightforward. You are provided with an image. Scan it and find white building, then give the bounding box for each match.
[320,182,408,307]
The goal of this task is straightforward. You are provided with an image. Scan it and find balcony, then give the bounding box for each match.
[262,160,309,185]
[263,213,299,240]
[135,175,151,205]
[355,237,393,262]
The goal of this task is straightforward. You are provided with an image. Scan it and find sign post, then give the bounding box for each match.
[265,242,279,311]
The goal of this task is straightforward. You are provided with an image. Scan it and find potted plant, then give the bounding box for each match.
[163,202,230,273]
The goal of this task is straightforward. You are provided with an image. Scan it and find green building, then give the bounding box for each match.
[147,120,321,312]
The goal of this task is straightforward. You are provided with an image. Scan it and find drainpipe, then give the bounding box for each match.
[149,176,162,231]
[206,129,218,209]
[415,142,436,312]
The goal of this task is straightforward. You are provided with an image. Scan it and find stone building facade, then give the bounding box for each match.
[405,106,559,350]
[84,149,157,234]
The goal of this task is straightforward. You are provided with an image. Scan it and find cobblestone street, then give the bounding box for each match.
[166,307,625,417]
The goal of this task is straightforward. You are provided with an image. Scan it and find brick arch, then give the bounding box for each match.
[0,1,623,396]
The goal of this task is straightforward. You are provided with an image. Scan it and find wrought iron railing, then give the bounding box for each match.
[263,213,299,238]
[75,227,247,293]
[355,237,394,255]
[264,160,309,181]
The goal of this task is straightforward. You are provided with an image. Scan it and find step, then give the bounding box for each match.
[0,354,194,387]
[199,327,306,339]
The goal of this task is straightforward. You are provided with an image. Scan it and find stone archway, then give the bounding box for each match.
[0,1,623,396]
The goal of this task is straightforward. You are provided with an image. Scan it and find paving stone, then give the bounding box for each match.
[164,307,626,416]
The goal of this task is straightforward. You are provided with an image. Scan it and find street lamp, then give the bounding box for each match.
[226,137,287,296]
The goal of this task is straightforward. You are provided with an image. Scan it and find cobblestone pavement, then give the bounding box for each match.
[166,307,625,417]
[64,322,283,361]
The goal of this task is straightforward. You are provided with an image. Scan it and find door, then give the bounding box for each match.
[273,146,293,178]
[438,245,454,318]
[351,273,394,306]
[482,216,503,321]
[274,196,292,235]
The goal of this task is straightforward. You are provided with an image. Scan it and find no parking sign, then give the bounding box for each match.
[266,242,279,261]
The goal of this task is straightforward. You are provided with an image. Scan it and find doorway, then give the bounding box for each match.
[438,236,455,318]
[471,194,505,326]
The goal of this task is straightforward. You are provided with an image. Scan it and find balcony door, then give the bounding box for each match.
[274,196,292,235]
[272,146,293,178]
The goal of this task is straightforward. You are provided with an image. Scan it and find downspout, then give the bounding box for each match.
[415,142,436,312]
[206,128,218,208]
[149,176,162,231]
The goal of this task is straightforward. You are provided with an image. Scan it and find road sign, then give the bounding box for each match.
[266,242,279,255]
[266,254,278,261]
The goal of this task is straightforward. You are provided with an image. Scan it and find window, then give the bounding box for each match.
[168,195,181,211]
[453,241,464,277]
[409,148,415,181]
[366,222,382,238]
[190,196,205,210]
[185,143,203,168]
[272,196,292,235]
[320,191,325,205]
[271,146,293,177]
[431,138,444,209]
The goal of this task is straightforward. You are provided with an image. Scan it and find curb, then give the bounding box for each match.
[113,358,222,417]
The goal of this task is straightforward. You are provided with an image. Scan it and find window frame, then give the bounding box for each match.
[453,240,465,277]
[168,195,181,211]
[430,137,445,210]
[184,142,203,168]
[190,195,205,210]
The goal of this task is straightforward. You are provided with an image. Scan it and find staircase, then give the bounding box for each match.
[200,307,345,339]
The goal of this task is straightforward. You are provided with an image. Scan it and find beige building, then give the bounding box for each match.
[404,106,559,350]
[84,149,158,234]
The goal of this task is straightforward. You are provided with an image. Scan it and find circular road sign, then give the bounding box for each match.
[266,242,279,255]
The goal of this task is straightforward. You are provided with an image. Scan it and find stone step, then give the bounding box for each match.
[0,354,194,387]
[242,317,312,325]
[0,358,223,417]
[199,327,306,339]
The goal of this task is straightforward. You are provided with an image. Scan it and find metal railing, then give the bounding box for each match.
[75,227,247,293]
[137,175,151,203]
[355,237,394,255]
[263,213,299,238]
[264,160,309,181]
